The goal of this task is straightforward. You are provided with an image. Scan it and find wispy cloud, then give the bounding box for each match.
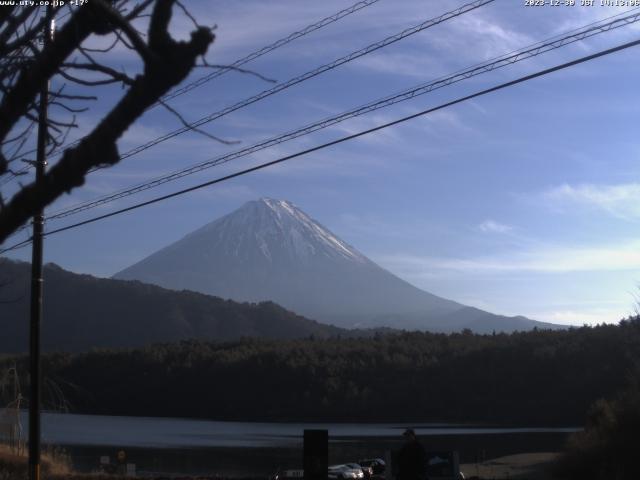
[542,183,640,220]
[349,6,535,78]
[478,220,513,234]
[379,238,640,275]
[326,110,406,146]
[188,183,258,202]
[354,51,446,78]
[432,11,534,62]
[539,308,629,326]
[551,4,640,37]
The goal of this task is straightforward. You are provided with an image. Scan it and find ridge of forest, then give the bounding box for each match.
[2,319,638,425]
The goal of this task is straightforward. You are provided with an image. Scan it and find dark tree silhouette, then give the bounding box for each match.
[2,315,639,425]
[0,0,216,243]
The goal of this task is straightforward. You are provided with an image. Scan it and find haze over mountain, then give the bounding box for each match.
[0,258,344,353]
[115,198,561,333]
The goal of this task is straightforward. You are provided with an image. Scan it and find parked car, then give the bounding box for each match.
[345,463,372,479]
[328,464,365,480]
[272,469,304,480]
[358,458,386,475]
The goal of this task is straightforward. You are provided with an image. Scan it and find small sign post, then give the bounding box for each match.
[303,429,328,480]
[384,450,392,480]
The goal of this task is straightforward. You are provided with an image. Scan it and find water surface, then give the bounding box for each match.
[24,412,579,448]
[12,412,579,476]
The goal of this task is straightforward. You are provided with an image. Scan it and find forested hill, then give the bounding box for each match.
[5,320,639,425]
[0,258,345,352]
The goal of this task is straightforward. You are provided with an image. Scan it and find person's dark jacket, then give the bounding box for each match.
[397,439,427,480]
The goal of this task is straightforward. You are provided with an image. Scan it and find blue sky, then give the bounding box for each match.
[3,0,640,326]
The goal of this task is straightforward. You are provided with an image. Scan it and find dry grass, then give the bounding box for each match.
[460,452,560,480]
[0,444,230,479]
[0,443,73,479]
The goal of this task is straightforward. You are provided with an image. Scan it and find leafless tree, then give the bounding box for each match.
[0,0,218,244]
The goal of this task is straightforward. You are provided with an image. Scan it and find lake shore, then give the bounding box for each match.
[461,452,560,480]
[2,412,575,477]
[1,446,562,480]
[59,431,570,476]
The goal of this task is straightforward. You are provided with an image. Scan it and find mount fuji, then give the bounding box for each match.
[114,198,560,332]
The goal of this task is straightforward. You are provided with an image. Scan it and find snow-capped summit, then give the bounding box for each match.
[163,198,367,269]
[227,198,367,264]
[114,199,558,332]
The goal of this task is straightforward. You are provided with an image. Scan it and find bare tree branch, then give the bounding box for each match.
[125,0,156,20]
[0,4,98,143]
[198,61,277,84]
[92,0,156,63]
[157,99,238,146]
[61,62,136,86]
[0,0,215,243]
[0,7,41,54]
[58,68,131,87]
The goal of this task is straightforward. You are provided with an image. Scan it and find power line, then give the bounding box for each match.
[0,5,80,187]
[0,0,383,185]
[0,236,32,254]
[98,0,495,164]
[6,0,495,188]
[2,0,496,243]
[43,8,640,223]
[3,34,638,254]
[159,0,383,104]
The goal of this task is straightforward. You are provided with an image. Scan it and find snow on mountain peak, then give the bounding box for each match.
[250,198,366,263]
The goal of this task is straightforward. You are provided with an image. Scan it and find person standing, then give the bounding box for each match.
[397,428,427,480]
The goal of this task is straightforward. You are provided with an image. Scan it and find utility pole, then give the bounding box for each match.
[29,7,53,480]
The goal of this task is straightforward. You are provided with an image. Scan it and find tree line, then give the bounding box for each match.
[2,319,640,425]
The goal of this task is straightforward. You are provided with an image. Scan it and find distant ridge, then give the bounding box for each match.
[115,198,562,333]
[0,258,345,353]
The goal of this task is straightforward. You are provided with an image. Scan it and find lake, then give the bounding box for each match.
[16,412,579,476]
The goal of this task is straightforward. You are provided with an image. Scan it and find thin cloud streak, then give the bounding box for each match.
[478,220,513,234]
[378,239,640,274]
[541,182,640,220]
